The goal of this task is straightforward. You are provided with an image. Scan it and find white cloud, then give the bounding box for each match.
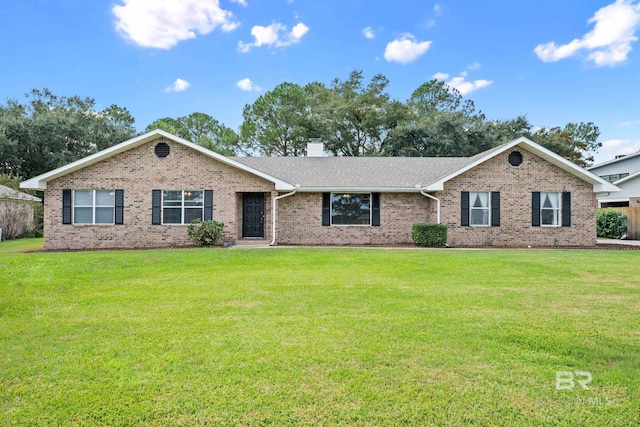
[432,71,492,95]
[467,62,481,70]
[236,78,260,91]
[534,0,640,66]
[238,22,309,52]
[592,138,640,163]
[362,26,375,39]
[434,4,442,15]
[384,34,432,64]
[230,0,247,6]
[113,0,239,49]
[619,120,640,126]
[165,78,190,92]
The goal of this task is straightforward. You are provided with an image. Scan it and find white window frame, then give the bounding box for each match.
[540,192,560,227]
[469,192,490,227]
[330,193,372,226]
[161,190,204,225]
[73,190,115,225]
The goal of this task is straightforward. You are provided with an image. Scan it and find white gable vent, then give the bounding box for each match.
[307,138,324,157]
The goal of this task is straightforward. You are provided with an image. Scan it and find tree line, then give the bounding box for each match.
[0,72,602,183]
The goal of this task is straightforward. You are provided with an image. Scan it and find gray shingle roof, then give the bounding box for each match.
[232,155,477,189]
[0,184,41,201]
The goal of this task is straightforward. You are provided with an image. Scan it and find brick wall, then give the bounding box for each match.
[436,147,597,247]
[44,140,598,250]
[274,192,435,245]
[44,138,275,250]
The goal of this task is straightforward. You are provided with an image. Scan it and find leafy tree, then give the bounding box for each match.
[384,80,490,157]
[409,79,481,123]
[0,88,136,179]
[146,112,238,156]
[530,122,601,168]
[318,71,406,156]
[239,82,314,156]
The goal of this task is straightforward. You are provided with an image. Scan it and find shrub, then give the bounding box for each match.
[412,223,447,247]
[187,219,225,246]
[596,210,627,239]
[15,229,44,239]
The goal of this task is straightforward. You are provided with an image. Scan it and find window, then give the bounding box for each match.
[331,193,371,225]
[73,190,115,224]
[508,151,523,167]
[540,192,560,226]
[469,192,490,226]
[461,191,500,227]
[162,190,203,224]
[599,173,629,182]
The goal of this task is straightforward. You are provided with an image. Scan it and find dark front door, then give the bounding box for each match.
[243,193,265,238]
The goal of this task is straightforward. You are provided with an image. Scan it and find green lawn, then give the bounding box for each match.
[1,240,639,426]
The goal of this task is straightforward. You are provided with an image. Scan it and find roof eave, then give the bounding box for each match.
[423,137,621,194]
[19,129,294,191]
[296,186,423,193]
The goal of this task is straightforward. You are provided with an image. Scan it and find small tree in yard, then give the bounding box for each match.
[187,219,225,246]
[596,210,627,239]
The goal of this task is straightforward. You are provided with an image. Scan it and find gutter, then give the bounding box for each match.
[270,188,298,246]
[418,186,441,224]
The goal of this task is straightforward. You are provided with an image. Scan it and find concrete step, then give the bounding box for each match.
[231,240,271,249]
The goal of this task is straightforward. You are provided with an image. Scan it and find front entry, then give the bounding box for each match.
[242,193,265,238]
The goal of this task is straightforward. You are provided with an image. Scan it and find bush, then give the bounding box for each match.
[187,219,225,246]
[596,210,627,239]
[412,223,447,247]
[15,229,44,239]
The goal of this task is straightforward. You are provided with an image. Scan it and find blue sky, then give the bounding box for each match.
[1,0,640,163]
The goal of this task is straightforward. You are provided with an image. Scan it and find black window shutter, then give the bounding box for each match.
[322,193,330,226]
[115,189,124,225]
[460,191,469,226]
[562,192,571,227]
[532,192,541,227]
[152,190,162,225]
[371,193,380,226]
[204,190,213,221]
[491,191,500,227]
[62,189,72,224]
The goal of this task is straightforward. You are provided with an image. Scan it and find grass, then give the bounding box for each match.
[1,240,639,426]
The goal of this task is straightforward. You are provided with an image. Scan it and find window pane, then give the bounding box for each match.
[541,209,559,226]
[471,192,489,208]
[331,193,371,225]
[74,190,93,206]
[471,208,489,225]
[95,190,114,206]
[163,191,182,207]
[163,208,182,224]
[185,208,203,223]
[541,192,559,209]
[95,207,114,224]
[74,207,92,224]
[185,190,203,207]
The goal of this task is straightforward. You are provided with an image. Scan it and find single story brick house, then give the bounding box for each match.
[21,130,619,250]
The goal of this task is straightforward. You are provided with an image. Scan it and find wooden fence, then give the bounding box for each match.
[599,207,640,240]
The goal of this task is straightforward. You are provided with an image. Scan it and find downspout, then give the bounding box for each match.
[270,188,297,246]
[418,187,441,224]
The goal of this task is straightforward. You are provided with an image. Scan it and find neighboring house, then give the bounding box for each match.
[0,184,41,239]
[588,152,640,207]
[21,130,618,250]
